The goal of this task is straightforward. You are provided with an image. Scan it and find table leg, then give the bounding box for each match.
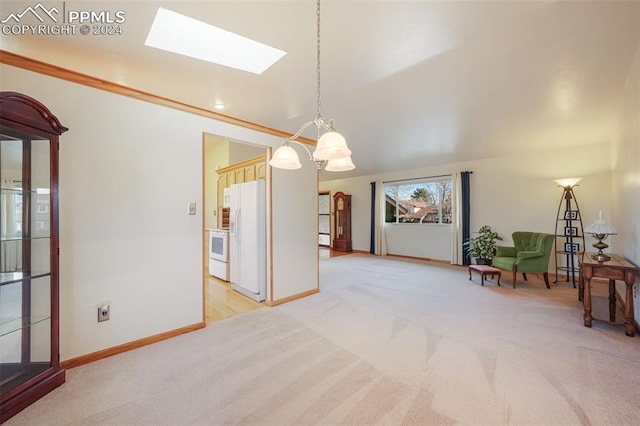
[608,279,616,323]
[583,275,593,328]
[578,270,584,302]
[624,280,635,337]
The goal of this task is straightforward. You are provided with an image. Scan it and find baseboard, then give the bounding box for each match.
[265,288,319,307]
[386,253,451,265]
[60,322,206,369]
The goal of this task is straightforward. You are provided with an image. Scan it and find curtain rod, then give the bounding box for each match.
[383,172,472,185]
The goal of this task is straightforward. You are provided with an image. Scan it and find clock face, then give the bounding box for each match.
[337,198,344,210]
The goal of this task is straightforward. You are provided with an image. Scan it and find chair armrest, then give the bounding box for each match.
[518,250,543,260]
[496,246,517,257]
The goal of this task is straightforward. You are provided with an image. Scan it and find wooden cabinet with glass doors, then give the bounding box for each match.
[0,92,67,423]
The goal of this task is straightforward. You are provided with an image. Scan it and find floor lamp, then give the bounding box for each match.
[553,178,585,288]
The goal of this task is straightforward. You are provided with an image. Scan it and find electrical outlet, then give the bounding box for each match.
[187,202,196,215]
[98,304,110,322]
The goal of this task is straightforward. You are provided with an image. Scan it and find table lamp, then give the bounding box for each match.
[584,211,617,262]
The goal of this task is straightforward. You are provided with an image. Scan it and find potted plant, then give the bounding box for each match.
[464,225,503,265]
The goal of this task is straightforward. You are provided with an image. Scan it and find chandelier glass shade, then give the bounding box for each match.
[313,131,351,161]
[269,0,354,171]
[269,145,302,170]
[325,155,356,171]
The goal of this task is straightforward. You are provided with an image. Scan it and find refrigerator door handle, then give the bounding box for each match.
[235,208,241,243]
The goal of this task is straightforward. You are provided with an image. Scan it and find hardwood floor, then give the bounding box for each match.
[205,275,263,323]
[205,247,352,324]
[319,246,354,259]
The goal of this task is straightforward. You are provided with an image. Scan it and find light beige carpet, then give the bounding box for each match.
[6,254,640,425]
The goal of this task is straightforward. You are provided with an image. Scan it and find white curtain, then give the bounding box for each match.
[451,172,463,265]
[1,178,21,272]
[373,181,387,256]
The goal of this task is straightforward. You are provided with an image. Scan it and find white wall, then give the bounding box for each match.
[271,155,319,300]
[611,41,640,324]
[321,142,613,266]
[229,142,265,165]
[1,64,318,360]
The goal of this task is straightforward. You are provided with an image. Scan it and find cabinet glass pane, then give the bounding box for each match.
[1,240,23,274]
[31,191,51,239]
[30,139,50,192]
[0,131,53,399]
[31,237,51,274]
[0,276,51,397]
[1,138,23,257]
[0,276,51,340]
[0,317,51,396]
[0,138,22,186]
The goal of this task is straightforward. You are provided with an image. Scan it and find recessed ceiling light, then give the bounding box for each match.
[214,103,225,110]
[145,7,286,75]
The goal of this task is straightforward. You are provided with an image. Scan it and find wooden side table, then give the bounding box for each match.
[578,253,638,337]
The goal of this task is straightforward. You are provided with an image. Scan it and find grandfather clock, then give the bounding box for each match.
[332,192,352,252]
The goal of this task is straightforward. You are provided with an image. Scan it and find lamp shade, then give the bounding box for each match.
[584,222,617,235]
[313,131,351,161]
[325,155,355,171]
[553,177,583,188]
[269,145,302,170]
[584,211,617,235]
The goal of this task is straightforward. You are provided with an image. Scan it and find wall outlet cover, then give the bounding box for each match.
[98,304,110,322]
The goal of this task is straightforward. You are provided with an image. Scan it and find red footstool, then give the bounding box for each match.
[468,264,501,286]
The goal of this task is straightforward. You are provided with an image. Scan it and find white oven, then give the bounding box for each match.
[208,229,229,281]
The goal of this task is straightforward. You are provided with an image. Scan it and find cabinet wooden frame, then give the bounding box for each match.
[0,92,67,423]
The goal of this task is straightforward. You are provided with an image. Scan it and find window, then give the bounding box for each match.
[318,193,330,246]
[385,177,452,224]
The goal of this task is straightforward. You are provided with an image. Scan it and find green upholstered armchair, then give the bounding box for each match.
[492,232,555,288]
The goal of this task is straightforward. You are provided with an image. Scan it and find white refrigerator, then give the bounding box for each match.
[229,180,266,301]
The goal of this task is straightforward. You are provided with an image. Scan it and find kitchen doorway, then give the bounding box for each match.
[202,133,267,323]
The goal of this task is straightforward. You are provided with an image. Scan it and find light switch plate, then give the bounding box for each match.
[187,202,196,215]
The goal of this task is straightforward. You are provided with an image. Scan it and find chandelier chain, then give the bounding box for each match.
[316,0,321,120]
[269,0,353,171]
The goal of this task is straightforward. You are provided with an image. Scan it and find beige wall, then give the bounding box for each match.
[321,142,613,264]
[611,41,640,324]
[203,134,229,230]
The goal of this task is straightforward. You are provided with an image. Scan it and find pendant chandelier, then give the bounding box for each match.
[269,0,355,171]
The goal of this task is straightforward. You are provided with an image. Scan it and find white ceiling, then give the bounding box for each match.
[2,0,639,179]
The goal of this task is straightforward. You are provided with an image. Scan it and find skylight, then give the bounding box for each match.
[145,7,286,75]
